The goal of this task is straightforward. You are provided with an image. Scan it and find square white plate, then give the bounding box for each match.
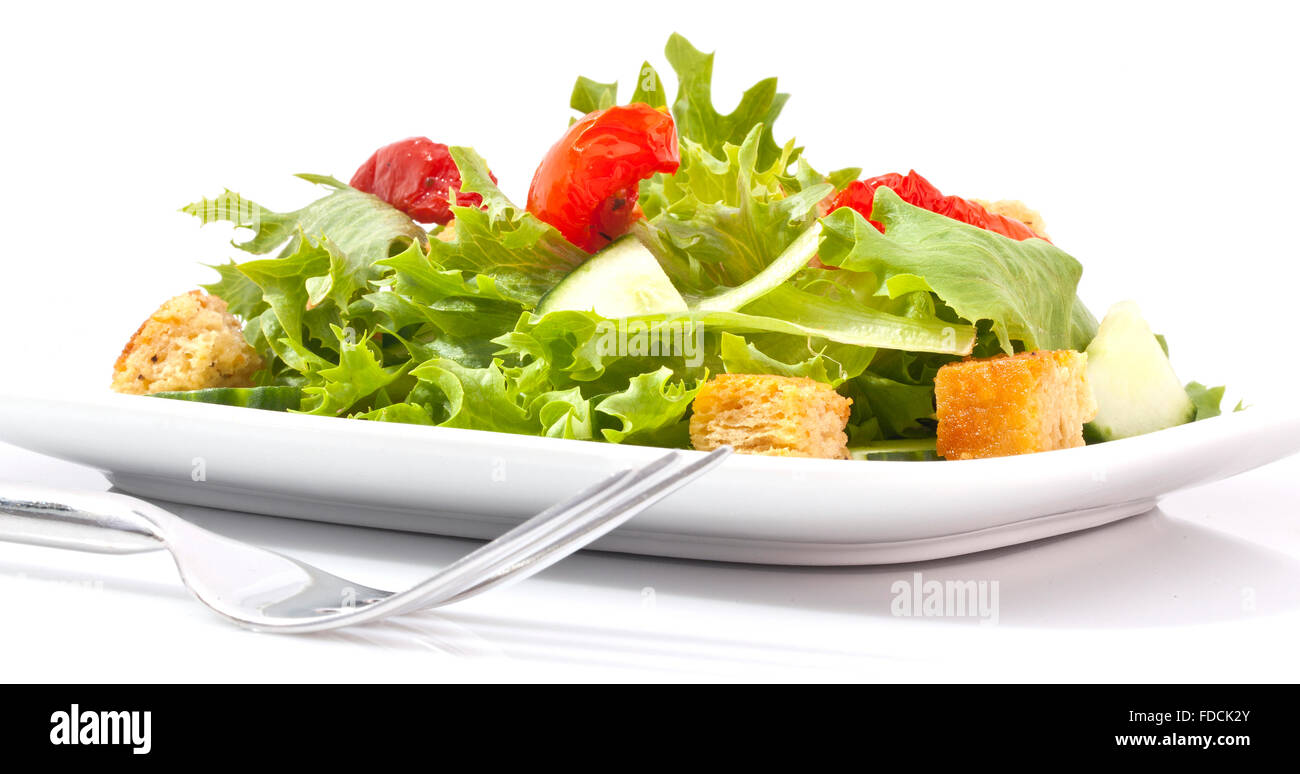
[0,391,1295,565]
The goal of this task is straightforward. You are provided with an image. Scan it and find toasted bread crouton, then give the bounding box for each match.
[974,199,1049,240]
[689,374,853,459]
[935,350,1096,460]
[112,291,262,395]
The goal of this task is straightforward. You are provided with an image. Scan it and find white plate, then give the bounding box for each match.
[1,391,1296,565]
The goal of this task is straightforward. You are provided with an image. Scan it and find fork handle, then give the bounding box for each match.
[0,485,165,554]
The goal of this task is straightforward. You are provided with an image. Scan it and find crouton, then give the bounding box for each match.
[111,291,262,395]
[974,199,1049,240]
[689,374,853,459]
[935,350,1096,460]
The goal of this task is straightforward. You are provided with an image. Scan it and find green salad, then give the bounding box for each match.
[147,33,1226,458]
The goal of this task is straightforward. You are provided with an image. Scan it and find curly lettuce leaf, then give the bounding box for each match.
[405,353,699,444]
[640,127,830,292]
[355,237,526,345]
[596,366,700,444]
[409,358,545,435]
[500,299,966,397]
[184,176,425,311]
[431,147,586,307]
[494,311,621,386]
[233,235,331,347]
[201,261,267,321]
[301,326,409,416]
[569,33,787,162]
[663,33,791,170]
[407,358,595,440]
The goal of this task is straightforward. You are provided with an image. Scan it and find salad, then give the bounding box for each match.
[111,34,1229,461]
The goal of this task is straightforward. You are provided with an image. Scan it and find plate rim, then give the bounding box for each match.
[2,390,1297,565]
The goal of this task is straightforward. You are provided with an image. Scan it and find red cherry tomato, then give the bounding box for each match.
[350,137,494,225]
[827,171,1044,242]
[527,104,680,253]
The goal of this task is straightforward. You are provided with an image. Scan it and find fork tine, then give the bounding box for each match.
[244,447,730,631]
[392,446,733,614]
[447,449,681,565]
[379,450,684,616]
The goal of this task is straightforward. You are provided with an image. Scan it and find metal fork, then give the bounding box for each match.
[0,447,731,633]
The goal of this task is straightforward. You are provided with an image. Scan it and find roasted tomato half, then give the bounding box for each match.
[827,171,1044,242]
[526,103,680,252]
[351,137,493,225]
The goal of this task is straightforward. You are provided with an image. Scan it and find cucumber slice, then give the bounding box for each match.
[150,386,302,412]
[535,235,687,318]
[1084,301,1194,441]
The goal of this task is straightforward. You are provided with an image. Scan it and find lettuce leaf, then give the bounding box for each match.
[201,261,267,321]
[428,147,586,307]
[640,127,829,292]
[736,285,974,355]
[570,33,791,166]
[409,358,553,436]
[569,60,669,114]
[301,326,409,416]
[233,236,332,347]
[406,358,600,441]
[718,332,873,386]
[185,176,426,311]
[819,187,1092,353]
[844,373,937,440]
[570,76,618,114]
[630,61,668,108]
[1185,381,1227,420]
[596,367,700,444]
[662,33,791,170]
[353,402,435,425]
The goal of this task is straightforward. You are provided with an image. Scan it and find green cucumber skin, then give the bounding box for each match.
[149,386,302,412]
[1086,401,1195,442]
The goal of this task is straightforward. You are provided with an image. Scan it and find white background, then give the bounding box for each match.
[0,1,1298,681]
